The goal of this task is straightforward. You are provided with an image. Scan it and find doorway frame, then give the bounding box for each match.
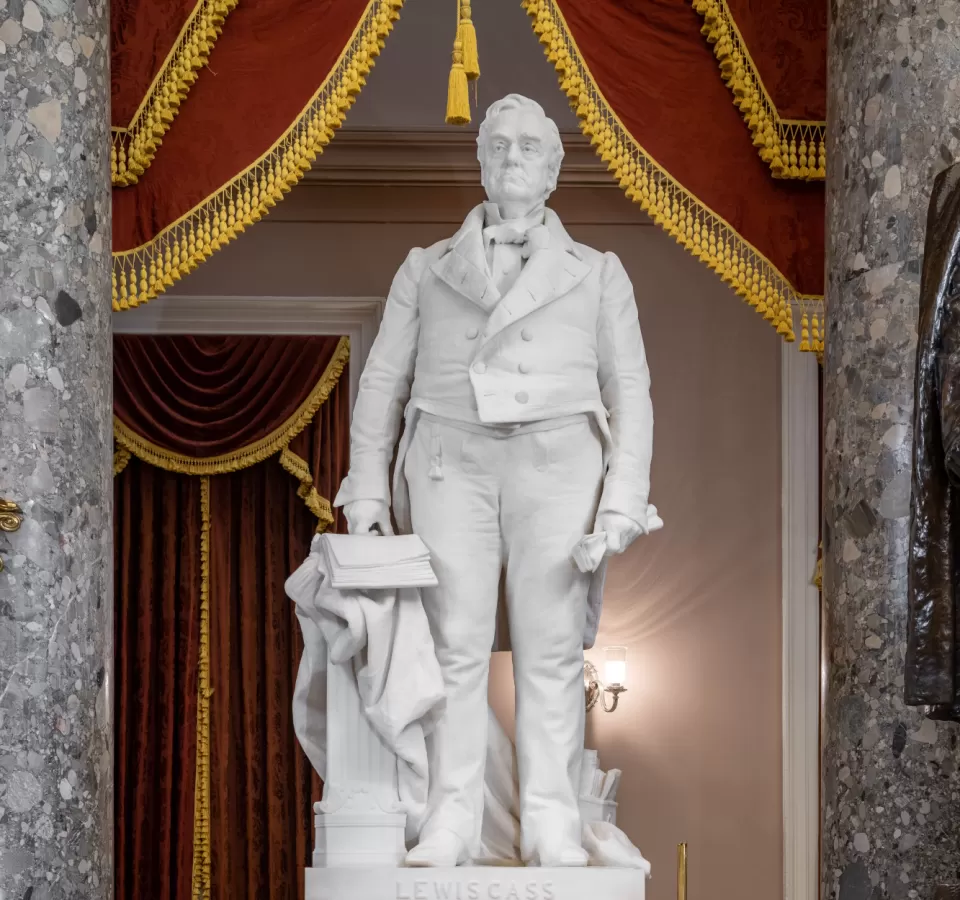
[780,346,820,900]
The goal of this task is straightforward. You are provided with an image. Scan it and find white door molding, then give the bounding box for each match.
[112,295,385,409]
[781,345,820,900]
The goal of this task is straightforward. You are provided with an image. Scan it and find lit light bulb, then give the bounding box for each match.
[604,645,627,688]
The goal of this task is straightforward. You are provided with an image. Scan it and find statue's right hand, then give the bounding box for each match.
[343,499,394,536]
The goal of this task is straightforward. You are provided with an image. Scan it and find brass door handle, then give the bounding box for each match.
[0,499,24,573]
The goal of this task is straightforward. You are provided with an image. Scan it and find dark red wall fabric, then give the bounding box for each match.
[112,0,371,252]
[725,0,826,122]
[556,0,824,296]
[114,335,344,458]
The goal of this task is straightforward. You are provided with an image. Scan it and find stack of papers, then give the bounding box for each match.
[321,533,438,590]
[579,748,621,802]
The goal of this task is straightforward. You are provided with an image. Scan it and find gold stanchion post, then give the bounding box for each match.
[677,842,688,900]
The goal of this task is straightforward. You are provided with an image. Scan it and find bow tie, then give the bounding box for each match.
[482,222,550,259]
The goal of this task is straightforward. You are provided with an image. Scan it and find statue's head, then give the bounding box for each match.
[477,94,564,216]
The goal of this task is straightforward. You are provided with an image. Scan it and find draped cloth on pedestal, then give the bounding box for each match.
[114,335,350,900]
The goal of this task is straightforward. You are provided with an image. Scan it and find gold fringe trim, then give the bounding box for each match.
[113,337,349,474]
[693,0,825,181]
[112,0,403,309]
[111,0,239,187]
[113,446,131,476]
[191,475,212,900]
[278,448,335,533]
[523,0,824,352]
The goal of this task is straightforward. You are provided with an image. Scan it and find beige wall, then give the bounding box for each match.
[163,164,784,899]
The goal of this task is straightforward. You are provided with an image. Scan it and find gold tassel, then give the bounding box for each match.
[459,0,479,80]
[445,38,470,125]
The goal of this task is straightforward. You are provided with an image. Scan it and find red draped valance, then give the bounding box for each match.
[722,0,826,122]
[693,0,826,180]
[111,0,402,310]
[110,0,826,353]
[114,335,347,462]
[524,0,825,352]
[111,0,240,186]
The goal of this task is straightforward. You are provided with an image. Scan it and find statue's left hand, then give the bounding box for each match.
[595,511,644,556]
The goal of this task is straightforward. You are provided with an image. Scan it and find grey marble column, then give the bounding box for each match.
[0,0,113,897]
[823,3,960,899]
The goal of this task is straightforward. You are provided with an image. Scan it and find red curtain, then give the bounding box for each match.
[115,464,201,900]
[111,0,374,254]
[114,335,349,900]
[552,0,824,298]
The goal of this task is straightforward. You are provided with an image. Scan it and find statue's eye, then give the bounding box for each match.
[493,141,507,153]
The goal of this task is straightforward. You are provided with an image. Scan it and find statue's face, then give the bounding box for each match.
[481,106,554,212]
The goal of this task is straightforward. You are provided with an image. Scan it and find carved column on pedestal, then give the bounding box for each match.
[313,655,406,867]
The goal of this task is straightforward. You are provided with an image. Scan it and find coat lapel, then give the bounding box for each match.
[478,209,590,348]
[429,205,501,313]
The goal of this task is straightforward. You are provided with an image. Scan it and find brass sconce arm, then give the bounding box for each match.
[583,659,627,713]
[0,499,24,573]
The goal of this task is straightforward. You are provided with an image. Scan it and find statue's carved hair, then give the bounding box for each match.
[477,94,564,195]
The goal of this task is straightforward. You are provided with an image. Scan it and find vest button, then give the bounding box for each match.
[473,362,487,375]
[518,362,530,374]
[466,326,479,339]
[521,328,533,341]
[515,391,529,404]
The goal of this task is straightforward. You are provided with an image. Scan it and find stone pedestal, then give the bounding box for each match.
[314,654,407,867]
[823,3,960,898]
[305,866,646,900]
[0,0,112,896]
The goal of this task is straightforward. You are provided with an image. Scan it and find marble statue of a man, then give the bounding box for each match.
[334,94,655,868]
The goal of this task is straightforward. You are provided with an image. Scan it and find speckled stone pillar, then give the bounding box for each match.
[0,0,112,897]
[823,3,960,900]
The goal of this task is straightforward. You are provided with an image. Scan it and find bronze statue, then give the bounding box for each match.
[907,162,960,721]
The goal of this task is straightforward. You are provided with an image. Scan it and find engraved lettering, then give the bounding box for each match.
[525,883,539,900]
[437,883,456,900]
[542,883,554,900]
[467,881,481,900]
[414,880,428,900]
[505,884,520,900]
[489,881,502,900]
[396,882,412,900]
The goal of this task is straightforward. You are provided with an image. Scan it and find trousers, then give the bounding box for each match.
[404,411,604,860]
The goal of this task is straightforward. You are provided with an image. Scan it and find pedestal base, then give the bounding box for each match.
[313,807,406,868]
[305,865,646,900]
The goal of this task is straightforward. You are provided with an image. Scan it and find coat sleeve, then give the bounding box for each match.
[595,251,654,525]
[939,294,960,485]
[334,248,424,508]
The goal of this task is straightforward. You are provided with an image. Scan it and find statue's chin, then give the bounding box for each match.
[487,186,546,216]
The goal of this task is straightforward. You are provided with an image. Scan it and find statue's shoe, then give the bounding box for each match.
[405,830,469,867]
[535,843,589,867]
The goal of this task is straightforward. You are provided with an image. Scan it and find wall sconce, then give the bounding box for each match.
[0,498,24,574]
[584,645,628,712]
